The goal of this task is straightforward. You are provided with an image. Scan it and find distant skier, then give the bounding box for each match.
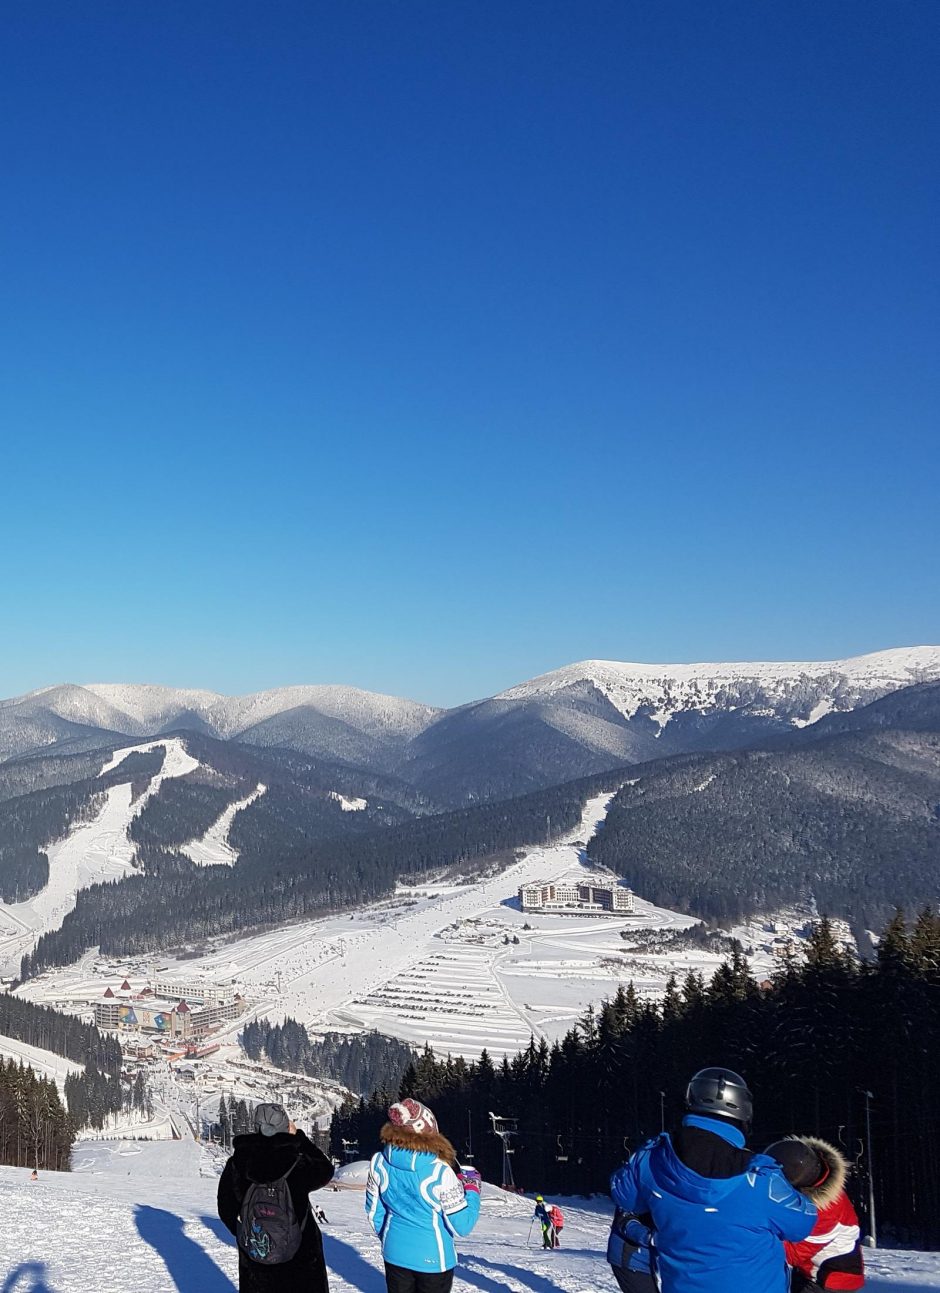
[217,1101,334,1293]
[610,1067,817,1293]
[365,1097,480,1293]
[533,1195,558,1249]
[765,1137,865,1291]
[28,1169,38,1183]
[607,1207,656,1293]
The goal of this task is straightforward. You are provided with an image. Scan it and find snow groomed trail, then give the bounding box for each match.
[0,738,199,975]
[0,1140,932,1292]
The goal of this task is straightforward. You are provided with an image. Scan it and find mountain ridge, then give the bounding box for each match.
[3,646,940,802]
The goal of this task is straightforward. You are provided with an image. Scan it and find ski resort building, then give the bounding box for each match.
[95,983,243,1038]
[519,879,635,915]
[151,976,237,1008]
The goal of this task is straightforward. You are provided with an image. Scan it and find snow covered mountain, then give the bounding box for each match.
[406,647,940,802]
[0,682,441,767]
[498,647,940,729]
[2,647,939,802]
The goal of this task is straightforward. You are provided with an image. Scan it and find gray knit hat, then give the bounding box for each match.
[254,1102,290,1137]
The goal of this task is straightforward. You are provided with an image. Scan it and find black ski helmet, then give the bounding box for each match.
[765,1139,828,1190]
[685,1067,753,1126]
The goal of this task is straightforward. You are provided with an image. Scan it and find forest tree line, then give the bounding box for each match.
[332,911,940,1247]
[241,1017,416,1097]
[0,1058,72,1171]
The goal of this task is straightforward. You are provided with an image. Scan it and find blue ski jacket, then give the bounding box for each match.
[610,1118,817,1293]
[366,1143,480,1273]
[608,1208,654,1276]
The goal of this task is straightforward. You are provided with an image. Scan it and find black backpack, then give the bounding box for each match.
[237,1156,307,1264]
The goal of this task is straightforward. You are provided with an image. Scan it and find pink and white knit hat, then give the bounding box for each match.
[388,1097,438,1135]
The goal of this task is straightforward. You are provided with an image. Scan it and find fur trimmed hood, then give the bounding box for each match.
[792,1136,848,1208]
[380,1122,458,1167]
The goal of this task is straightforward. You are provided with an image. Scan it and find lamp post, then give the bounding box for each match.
[858,1089,877,1248]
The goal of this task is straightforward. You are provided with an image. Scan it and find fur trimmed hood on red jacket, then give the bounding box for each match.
[380,1121,458,1167]
[789,1136,849,1208]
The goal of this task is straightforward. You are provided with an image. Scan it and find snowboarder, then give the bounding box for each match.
[607,1207,656,1293]
[365,1097,480,1293]
[533,1195,556,1248]
[217,1101,334,1293]
[610,1067,817,1293]
[765,1137,865,1291]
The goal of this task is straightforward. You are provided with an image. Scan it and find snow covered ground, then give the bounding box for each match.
[0,1037,81,1088]
[0,1139,932,1292]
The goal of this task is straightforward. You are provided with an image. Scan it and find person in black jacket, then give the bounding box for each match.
[218,1102,335,1293]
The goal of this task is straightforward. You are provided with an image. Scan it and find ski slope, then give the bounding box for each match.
[0,739,199,975]
[0,1037,81,1090]
[181,783,266,867]
[0,1139,932,1292]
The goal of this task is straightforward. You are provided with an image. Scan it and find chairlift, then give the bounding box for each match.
[555,1134,569,1163]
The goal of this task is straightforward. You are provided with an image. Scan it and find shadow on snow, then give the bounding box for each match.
[134,1204,235,1292]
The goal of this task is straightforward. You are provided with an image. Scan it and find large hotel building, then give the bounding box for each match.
[519,879,635,914]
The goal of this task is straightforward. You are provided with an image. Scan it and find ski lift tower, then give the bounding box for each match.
[488,1112,518,1189]
[341,1137,359,1162]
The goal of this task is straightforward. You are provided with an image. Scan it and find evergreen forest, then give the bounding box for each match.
[241,1017,416,1096]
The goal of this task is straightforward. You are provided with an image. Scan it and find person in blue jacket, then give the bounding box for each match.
[610,1068,817,1293]
[607,1207,656,1293]
[366,1098,481,1293]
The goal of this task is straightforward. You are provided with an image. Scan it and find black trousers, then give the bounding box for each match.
[612,1266,657,1293]
[384,1262,455,1293]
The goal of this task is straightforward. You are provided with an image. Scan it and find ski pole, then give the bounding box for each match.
[527,1219,535,1246]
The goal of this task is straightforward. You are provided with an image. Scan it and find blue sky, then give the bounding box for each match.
[1,1,937,706]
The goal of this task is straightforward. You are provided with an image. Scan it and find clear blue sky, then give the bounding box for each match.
[1,1,937,707]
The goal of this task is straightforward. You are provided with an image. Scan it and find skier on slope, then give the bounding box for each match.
[610,1068,817,1293]
[218,1102,334,1293]
[533,1195,558,1249]
[765,1137,865,1291]
[365,1098,481,1293]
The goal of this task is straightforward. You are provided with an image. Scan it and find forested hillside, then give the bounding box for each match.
[588,728,940,925]
[240,1018,416,1096]
[0,747,166,903]
[21,766,630,974]
[0,992,129,1156]
[334,911,940,1247]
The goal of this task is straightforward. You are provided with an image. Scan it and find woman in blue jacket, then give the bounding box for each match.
[366,1099,481,1293]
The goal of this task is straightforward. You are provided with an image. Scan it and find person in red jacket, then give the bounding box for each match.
[765,1137,865,1291]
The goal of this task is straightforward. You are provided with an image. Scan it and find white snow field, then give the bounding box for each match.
[0,739,199,976]
[0,1037,81,1089]
[0,1139,933,1293]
